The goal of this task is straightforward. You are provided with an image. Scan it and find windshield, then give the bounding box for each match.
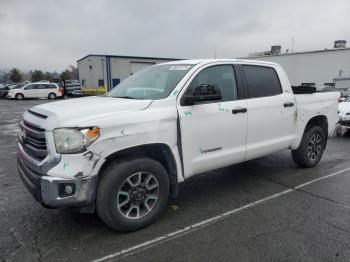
[345,96,350,102]
[10,84,23,89]
[107,64,193,100]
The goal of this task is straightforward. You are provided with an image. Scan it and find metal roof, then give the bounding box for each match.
[77,54,182,63]
[334,77,350,81]
[247,47,350,59]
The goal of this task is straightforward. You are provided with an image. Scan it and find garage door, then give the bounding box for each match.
[130,62,154,75]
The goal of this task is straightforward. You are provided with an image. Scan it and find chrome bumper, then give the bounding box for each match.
[17,143,98,209]
[40,175,97,208]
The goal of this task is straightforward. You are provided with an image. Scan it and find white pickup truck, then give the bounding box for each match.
[17,59,339,231]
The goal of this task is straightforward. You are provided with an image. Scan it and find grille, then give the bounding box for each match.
[20,120,47,161]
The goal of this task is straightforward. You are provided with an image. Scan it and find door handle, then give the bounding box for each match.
[232,107,247,114]
[284,102,294,107]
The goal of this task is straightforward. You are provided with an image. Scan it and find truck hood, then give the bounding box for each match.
[338,102,350,116]
[29,96,152,129]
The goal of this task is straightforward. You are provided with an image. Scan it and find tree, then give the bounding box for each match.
[31,70,44,82]
[0,72,9,83]
[60,70,71,81]
[44,72,53,82]
[68,65,78,80]
[9,68,22,83]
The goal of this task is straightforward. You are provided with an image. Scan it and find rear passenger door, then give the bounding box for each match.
[37,84,49,98]
[241,64,296,160]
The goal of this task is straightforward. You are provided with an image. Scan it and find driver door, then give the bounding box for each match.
[177,64,248,178]
[22,84,33,98]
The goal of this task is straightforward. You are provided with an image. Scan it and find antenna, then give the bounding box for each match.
[292,37,295,53]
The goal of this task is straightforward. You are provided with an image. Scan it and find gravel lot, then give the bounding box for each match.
[1,98,350,262]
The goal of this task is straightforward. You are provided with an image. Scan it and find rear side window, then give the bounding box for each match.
[189,65,238,102]
[45,84,56,89]
[242,65,282,98]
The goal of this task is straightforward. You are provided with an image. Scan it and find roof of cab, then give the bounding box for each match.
[162,58,280,67]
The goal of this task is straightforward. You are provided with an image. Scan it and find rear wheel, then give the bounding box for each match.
[96,157,170,232]
[48,93,56,99]
[292,126,326,168]
[15,93,24,100]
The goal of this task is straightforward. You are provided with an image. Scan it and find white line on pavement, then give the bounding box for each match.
[93,167,350,262]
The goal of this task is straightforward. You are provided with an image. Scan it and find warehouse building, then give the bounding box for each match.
[247,40,350,90]
[77,55,180,91]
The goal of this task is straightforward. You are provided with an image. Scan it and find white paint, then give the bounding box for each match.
[7,83,62,99]
[19,59,340,217]
[92,167,350,262]
[30,60,339,181]
[338,99,350,117]
[175,60,339,177]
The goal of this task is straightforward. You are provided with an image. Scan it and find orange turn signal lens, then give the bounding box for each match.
[87,127,100,140]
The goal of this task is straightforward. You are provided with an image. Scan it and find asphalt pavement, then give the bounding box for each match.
[1,98,350,262]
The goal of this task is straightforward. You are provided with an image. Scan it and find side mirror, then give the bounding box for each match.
[182,84,222,105]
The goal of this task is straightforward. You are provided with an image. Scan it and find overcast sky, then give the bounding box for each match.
[0,0,349,72]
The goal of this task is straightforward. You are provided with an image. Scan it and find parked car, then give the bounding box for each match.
[0,83,24,98]
[17,59,339,232]
[0,85,9,98]
[338,96,350,133]
[7,82,63,100]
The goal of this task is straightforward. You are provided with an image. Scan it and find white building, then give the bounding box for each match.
[77,55,180,91]
[247,42,350,89]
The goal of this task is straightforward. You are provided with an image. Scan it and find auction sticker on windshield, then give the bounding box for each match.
[169,65,192,70]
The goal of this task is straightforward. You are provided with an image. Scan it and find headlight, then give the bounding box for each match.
[53,127,100,154]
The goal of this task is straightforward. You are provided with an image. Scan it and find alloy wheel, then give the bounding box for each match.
[307,133,322,161]
[117,172,159,219]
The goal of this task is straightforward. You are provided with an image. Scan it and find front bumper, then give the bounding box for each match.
[40,175,98,208]
[17,143,99,209]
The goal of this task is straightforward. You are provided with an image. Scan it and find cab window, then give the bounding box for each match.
[242,65,282,98]
[188,65,238,102]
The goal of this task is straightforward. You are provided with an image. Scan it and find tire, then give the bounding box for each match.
[15,93,24,100]
[48,93,56,99]
[96,157,170,232]
[291,125,326,168]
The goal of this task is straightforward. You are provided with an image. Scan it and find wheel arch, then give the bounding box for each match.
[304,115,328,137]
[15,92,24,99]
[98,143,179,198]
[48,92,56,98]
[295,115,329,149]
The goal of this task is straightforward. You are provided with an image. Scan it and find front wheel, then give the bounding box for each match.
[96,157,170,232]
[15,93,24,100]
[292,126,326,168]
